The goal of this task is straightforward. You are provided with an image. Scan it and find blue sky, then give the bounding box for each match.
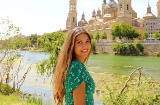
[0,0,158,35]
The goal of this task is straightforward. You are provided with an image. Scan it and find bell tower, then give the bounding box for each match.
[157,0,160,17]
[66,0,77,30]
[117,0,132,25]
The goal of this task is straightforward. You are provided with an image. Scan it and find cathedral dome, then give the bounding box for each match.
[78,20,88,27]
[105,0,117,9]
[143,13,156,20]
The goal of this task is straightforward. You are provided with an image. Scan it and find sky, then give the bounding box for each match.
[0,0,158,35]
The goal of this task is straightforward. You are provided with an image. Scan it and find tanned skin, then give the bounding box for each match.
[73,82,86,105]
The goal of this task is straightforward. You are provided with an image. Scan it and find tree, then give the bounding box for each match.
[111,23,140,40]
[29,33,38,46]
[94,32,100,42]
[142,31,149,40]
[111,24,122,39]
[152,31,160,40]
[36,31,66,76]
[100,31,107,39]
[0,17,32,94]
[88,32,94,39]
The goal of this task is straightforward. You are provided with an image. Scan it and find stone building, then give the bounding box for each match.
[66,0,148,41]
[143,0,160,38]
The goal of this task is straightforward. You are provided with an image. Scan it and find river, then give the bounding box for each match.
[7,51,160,104]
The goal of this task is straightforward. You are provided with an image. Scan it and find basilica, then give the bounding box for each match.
[66,0,160,41]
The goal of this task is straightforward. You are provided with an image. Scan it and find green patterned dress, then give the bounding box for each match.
[65,59,95,105]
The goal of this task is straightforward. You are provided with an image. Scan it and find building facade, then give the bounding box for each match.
[65,0,159,41]
[143,0,160,38]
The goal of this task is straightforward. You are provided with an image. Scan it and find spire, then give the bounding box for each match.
[148,0,150,8]
[97,7,101,17]
[92,9,96,17]
[147,1,151,13]
[81,12,85,20]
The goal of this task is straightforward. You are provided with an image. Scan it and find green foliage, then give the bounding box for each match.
[111,24,122,39]
[88,32,94,39]
[36,31,66,76]
[125,43,138,55]
[95,74,160,105]
[94,32,100,41]
[134,40,144,53]
[111,41,144,55]
[0,84,13,95]
[26,94,43,105]
[111,42,126,55]
[152,31,160,40]
[100,31,107,39]
[0,16,20,40]
[13,37,30,49]
[111,23,140,40]
[91,40,96,53]
[142,31,149,39]
[29,34,38,46]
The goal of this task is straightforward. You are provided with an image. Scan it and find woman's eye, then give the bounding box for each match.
[77,41,82,44]
[86,40,90,43]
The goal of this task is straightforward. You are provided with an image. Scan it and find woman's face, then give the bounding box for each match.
[73,33,91,63]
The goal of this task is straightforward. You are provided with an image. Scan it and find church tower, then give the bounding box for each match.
[157,0,160,17]
[66,0,77,30]
[117,0,132,25]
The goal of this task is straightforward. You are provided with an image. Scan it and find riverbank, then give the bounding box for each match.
[0,93,38,105]
[1,71,160,105]
[91,72,160,104]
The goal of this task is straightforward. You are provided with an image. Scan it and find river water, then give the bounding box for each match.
[7,51,160,104]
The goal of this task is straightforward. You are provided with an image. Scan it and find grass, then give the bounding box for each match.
[0,93,38,105]
[91,72,160,105]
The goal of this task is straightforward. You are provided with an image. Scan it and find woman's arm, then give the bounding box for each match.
[73,82,86,105]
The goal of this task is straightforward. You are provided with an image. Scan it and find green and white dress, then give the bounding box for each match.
[65,59,95,105]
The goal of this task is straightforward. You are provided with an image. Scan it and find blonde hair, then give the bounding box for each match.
[53,27,92,104]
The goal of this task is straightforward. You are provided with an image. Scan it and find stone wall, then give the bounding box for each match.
[96,42,160,54]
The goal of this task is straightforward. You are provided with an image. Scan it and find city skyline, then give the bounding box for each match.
[0,0,158,35]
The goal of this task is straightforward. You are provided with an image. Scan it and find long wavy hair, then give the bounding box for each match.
[53,27,92,105]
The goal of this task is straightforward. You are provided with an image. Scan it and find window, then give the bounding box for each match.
[127,4,129,10]
[120,5,122,11]
[73,17,74,22]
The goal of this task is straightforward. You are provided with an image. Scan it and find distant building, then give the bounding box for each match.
[143,0,160,38]
[66,0,160,41]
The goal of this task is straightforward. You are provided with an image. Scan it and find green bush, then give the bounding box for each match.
[111,42,127,55]
[134,40,144,53]
[111,42,144,55]
[126,43,138,55]
[0,84,13,95]
[26,94,43,105]
[92,40,96,54]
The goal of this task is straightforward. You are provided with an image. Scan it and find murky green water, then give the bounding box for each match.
[88,54,160,79]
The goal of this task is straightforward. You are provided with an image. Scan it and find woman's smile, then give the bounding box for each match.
[74,33,91,62]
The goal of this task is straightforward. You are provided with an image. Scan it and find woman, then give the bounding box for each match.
[54,27,95,105]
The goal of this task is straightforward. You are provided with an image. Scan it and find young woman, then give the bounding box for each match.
[53,27,95,105]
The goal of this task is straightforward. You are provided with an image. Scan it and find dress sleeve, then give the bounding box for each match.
[66,61,87,92]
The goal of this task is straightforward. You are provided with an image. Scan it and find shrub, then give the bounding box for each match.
[111,42,126,55]
[134,40,144,53]
[0,84,13,95]
[126,43,138,55]
[26,94,43,105]
[92,40,96,54]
